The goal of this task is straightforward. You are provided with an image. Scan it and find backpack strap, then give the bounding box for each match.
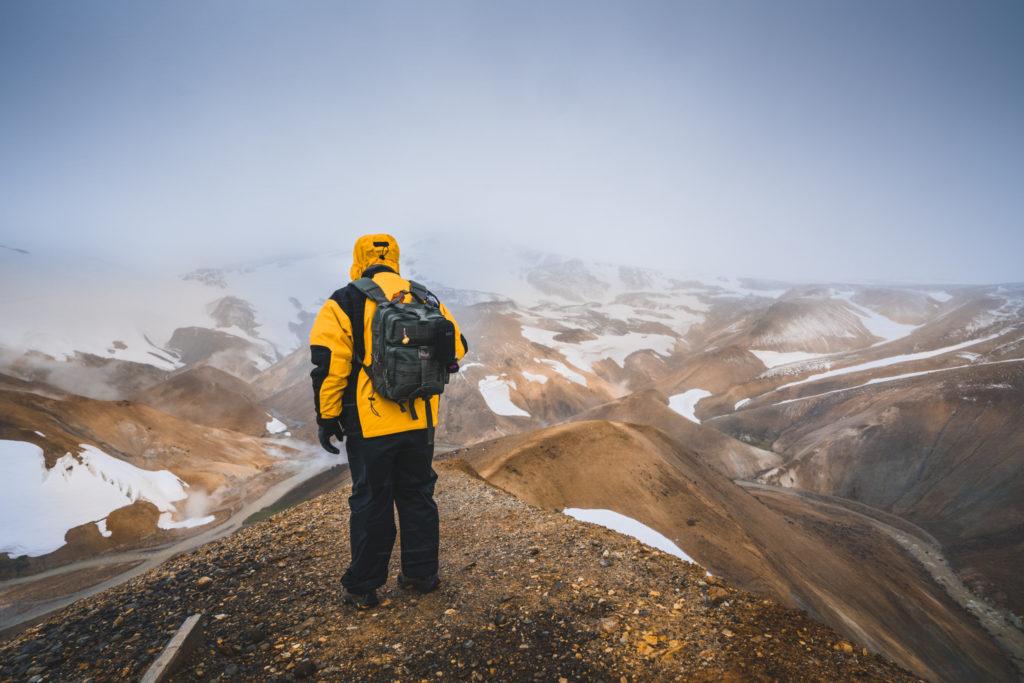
[425,396,434,445]
[350,275,398,372]
[351,277,389,304]
[355,277,436,307]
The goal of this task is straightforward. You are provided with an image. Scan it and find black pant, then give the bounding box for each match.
[341,429,438,594]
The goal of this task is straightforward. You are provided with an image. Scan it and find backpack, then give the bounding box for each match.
[350,277,457,437]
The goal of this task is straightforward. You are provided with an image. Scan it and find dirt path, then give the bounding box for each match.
[738,481,1024,678]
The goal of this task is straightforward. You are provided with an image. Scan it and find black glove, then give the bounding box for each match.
[317,417,344,454]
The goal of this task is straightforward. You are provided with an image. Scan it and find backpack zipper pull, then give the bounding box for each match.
[402,327,410,345]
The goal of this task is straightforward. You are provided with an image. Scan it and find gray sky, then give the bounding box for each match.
[2,1,1022,283]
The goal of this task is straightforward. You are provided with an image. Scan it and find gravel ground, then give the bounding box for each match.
[0,460,920,682]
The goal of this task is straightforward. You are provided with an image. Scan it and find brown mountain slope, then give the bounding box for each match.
[570,389,780,479]
[165,327,273,381]
[711,360,1024,616]
[654,345,766,398]
[0,387,279,488]
[251,346,309,404]
[740,297,877,353]
[0,462,919,682]
[0,383,287,578]
[131,364,273,435]
[451,302,622,435]
[0,349,169,401]
[251,348,319,443]
[453,421,1013,681]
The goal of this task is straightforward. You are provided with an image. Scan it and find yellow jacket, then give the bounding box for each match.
[309,235,466,439]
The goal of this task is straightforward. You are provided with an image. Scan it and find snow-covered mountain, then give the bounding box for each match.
[2,238,1023,677]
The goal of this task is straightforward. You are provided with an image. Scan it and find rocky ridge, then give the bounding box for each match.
[0,462,918,682]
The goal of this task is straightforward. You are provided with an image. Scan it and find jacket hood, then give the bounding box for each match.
[350,234,400,280]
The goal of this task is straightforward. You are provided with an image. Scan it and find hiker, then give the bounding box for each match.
[309,234,467,608]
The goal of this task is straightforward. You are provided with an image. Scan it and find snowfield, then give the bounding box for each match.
[668,389,713,424]
[0,440,214,557]
[774,332,1006,393]
[478,376,531,417]
[775,357,1024,406]
[831,290,921,345]
[520,325,677,372]
[538,359,588,386]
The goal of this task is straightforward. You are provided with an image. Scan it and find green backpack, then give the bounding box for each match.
[350,278,458,437]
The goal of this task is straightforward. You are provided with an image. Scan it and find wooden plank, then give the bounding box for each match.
[140,613,204,683]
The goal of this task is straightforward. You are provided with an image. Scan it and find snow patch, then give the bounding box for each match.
[478,376,531,417]
[521,326,676,372]
[266,416,287,434]
[749,349,828,369]
[924,290,953,303]
[734,398,750,411]
[564,508,696,564]
[774,332,1005,393]
[159,511,218,530]
[521,371,548,385]
[538,359,587,386]
[668,389,712,424]
[0,441,214,557]
[832,290,920,345]
[775,357,1024,406]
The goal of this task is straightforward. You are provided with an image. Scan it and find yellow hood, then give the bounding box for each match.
[350,233,401,280]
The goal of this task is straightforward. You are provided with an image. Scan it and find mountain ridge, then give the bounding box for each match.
[449,420,1013,681]
[0,461,923,682]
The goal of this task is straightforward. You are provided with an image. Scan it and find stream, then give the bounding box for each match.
[737,481,1024,678]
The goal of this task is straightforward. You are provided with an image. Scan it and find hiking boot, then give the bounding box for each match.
[397,572,440,594]
[342,588,379,609]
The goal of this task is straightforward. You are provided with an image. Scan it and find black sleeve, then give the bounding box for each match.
[309,344,332,418]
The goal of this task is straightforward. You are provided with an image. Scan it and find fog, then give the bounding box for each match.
[2,1,1022,283]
